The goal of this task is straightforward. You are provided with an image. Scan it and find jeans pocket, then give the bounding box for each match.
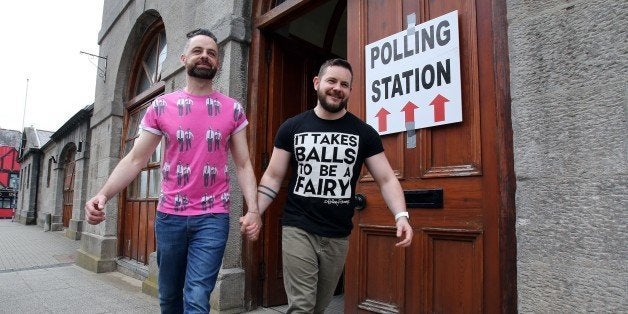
[156,211,170,221]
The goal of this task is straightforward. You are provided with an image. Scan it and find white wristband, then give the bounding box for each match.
[394,211,409,221]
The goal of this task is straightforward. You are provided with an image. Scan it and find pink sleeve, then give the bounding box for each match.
[233,101,249,134]
[140,99,162,135]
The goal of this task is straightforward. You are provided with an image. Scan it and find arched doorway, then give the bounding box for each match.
[248,0,348,307]
[118,18,167,265]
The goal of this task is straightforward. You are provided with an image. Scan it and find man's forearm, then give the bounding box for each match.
[257,175,282,215]
[380,179,407,217]
[235,162,258,213]
[97,155,147,200]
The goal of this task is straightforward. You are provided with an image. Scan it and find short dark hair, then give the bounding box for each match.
[317,58,353,81]
[186,28,218,43]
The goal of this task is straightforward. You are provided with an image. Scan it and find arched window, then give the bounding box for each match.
[133,25,167,96]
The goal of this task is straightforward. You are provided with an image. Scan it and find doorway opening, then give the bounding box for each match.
[249,0,347,308]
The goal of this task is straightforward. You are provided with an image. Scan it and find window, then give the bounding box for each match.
[0,197,11,209]
[125,106,162,200]
[133,24,167,96]
[26,164,30,189]
[9,173,18,189]
[124,20,166,200]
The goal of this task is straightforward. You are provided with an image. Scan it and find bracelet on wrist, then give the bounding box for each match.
[394,211,409,221]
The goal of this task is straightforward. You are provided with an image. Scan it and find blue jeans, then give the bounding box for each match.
[155,211,229,314]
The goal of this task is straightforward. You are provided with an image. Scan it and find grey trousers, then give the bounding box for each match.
[282,226,349,314]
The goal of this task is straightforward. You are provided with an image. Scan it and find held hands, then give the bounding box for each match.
[239,211,262,241]
[395,217,413,247]
[85,195,107,225]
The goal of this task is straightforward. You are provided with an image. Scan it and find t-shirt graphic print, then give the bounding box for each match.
[293,132,358,203]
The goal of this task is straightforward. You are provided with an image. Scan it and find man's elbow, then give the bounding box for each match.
[125,153,150,171]
[264,169,284,185]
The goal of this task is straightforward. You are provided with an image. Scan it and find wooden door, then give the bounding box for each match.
[62,148,76,228]
[261,35,327,306]
[344,0,515,313]
[119,102,160,265]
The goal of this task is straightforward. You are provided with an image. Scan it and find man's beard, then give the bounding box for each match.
[187,64,217,80]
[317,90,348,113]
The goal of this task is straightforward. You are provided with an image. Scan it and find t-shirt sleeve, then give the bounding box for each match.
[232,101,249,134]
[140,99,162,135]
[362,123,384,158]
[274,117,294,152]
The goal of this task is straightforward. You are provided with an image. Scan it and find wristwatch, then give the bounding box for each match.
[394,211,409,221]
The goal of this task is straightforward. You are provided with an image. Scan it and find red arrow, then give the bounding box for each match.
[375,107,391,132]
[401,101,419,123]
[430,94,449,122]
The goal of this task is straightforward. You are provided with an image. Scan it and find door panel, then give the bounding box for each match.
[346,0,510,312]
[122,199,157,264]
[262,36,322,306]
[425,229,483,313]
[419,0,482,178]
[356,226,406,313]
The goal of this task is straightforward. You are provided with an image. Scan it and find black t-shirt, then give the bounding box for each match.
[274,110,384,237]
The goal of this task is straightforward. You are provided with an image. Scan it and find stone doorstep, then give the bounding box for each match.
[116,257,149,281]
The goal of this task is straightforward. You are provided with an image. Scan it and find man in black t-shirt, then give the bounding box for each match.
[240,58,413,313]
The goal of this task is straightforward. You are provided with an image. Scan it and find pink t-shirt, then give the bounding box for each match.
[140,90,248,215]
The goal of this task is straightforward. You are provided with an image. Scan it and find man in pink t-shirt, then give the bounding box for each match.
[85,28,262,313]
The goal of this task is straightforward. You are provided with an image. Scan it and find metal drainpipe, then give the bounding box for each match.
[32,152,41,225]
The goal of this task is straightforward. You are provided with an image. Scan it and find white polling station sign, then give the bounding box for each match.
[365,10,462,135]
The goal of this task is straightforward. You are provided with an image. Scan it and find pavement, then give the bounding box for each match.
[0,219,343,313]
[0,219,159,313]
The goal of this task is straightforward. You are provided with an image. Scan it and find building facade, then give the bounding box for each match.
[16,0,625,312]
[16,127,53,225]
[16,106,93,237]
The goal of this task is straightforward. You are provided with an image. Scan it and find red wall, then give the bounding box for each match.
[0,146,20,188]
[0,146,19,214]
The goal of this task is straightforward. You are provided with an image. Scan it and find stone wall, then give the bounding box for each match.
[507,0,627,311]
[16,152,40,225]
